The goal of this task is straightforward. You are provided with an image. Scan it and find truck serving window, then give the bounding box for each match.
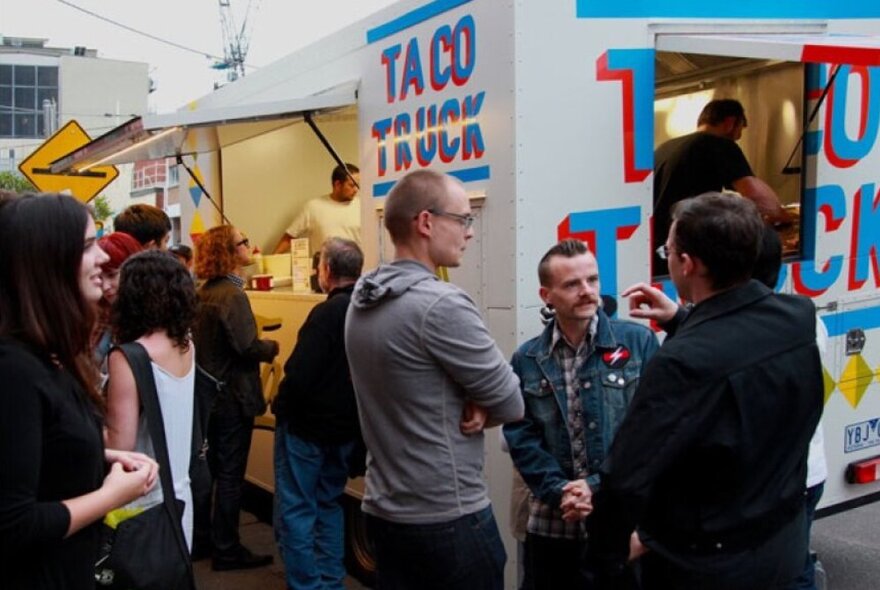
[651,32,880,281]
[654,51,806,275]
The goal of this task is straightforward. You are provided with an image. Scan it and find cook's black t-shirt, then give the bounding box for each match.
[653,132,753,276]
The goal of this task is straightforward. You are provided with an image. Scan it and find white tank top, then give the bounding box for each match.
[128,353,196,549]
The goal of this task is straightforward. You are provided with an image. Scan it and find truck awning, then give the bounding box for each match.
[49,85,357,174]
[656,33,880,67]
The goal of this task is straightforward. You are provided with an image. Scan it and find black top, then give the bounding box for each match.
[273,285,360,444]
[193,277,277,417]
[586,281,822,574]
[0,338,105,590]
[653,131,753,275]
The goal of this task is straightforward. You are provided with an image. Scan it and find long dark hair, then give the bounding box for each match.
[112,251,197,350]
[0,193,101,407]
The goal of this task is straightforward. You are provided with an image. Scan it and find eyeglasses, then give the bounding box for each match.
[427,208,476,229]
[235,237,250,248]
[655,244,671,260]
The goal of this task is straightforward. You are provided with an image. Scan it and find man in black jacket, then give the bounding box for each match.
[581,193,823,589]
[272,237,363,590]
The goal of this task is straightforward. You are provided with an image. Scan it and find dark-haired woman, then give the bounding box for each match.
[0,193,158,590]
[105,251,198,549]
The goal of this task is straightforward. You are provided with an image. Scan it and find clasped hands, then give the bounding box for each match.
[561,479,648,562]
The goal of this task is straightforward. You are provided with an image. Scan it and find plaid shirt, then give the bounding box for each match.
[226,273,245,290]
[527,316,597,540]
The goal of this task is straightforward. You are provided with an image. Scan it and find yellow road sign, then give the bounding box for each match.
[18,120,119,203]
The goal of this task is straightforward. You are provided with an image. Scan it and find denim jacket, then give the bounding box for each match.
[503,311,659,507]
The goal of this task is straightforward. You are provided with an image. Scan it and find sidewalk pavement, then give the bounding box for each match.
[193,511,368,590]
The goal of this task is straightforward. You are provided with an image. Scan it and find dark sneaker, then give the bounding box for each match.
[211,545,273,571]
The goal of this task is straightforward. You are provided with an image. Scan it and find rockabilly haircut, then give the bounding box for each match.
[195,225,238,280]
[168,243,193,264]
[321,237,363,281]
[98,231,143,271]
[113,251,196,351]
[331,162,360,185]
[671,192,764,290]
[384,169,456,243]
[697,98,746,127]
[0,193,102,406]
[537,239,590,287]
[753,225,783,290]
[114,204,171,246]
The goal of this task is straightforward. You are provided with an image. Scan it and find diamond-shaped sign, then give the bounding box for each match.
[18,120,119,203]
[823,366,836,404]
[839,354,874,408]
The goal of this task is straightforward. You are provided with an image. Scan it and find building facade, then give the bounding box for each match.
[0,35,174,233]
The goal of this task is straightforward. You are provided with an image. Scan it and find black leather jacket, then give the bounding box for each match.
[587,280,823,572]
[193,277,277,417]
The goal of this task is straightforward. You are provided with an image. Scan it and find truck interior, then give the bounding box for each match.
[654,49,806,269]
[652,30,880,281]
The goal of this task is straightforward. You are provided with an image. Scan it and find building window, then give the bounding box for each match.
[0,64,59,138]
[168,162,179,186]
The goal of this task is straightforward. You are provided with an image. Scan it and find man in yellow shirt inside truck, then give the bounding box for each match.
[273,163,362,256]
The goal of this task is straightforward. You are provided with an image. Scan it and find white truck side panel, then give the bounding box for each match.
[171,2,880,586]
[513,11,655,339]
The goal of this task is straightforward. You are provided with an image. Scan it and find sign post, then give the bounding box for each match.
[18,120,119,202]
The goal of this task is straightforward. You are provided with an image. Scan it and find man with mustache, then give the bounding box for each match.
[503,239,658,588]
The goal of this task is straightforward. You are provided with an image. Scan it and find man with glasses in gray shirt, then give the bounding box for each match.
[345,169,524,590]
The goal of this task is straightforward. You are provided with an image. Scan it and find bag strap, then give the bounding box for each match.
[116,342,196,589]
[192,365,223,461]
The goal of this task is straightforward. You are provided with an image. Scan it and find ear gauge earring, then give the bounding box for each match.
[539,305,555,326]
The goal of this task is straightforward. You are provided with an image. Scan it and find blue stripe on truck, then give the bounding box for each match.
[372,164,490,197]
[367,0,472,44]
[577,0,880,19]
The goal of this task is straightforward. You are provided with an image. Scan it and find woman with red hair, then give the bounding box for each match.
[93,231,143,379]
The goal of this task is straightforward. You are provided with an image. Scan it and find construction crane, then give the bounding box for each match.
[214,0,260,84]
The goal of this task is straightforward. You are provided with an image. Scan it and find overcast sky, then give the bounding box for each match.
[2,0,397,112]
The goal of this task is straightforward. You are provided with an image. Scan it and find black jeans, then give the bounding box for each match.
[522,533,585,589]
[367,506,506,590]
[207,399,254,556]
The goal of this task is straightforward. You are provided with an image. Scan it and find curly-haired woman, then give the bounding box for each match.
[0,193,158,590]
[193,225,279,570]
[105,250,198,549]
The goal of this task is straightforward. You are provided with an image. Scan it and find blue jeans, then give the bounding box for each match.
[787,482,825,590]
[367,506,506,590]
[274,425,354,590]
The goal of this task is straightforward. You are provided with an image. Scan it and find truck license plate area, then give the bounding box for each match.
[845,418,880,453]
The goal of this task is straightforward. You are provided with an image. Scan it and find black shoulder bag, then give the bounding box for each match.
[95,342,196,590]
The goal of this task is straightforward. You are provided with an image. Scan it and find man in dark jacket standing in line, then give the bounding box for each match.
[272,237,363,590]
[194,225,280,570]
[581,193,823,589]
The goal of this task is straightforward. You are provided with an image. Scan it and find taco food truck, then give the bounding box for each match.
[50,0,880,584]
